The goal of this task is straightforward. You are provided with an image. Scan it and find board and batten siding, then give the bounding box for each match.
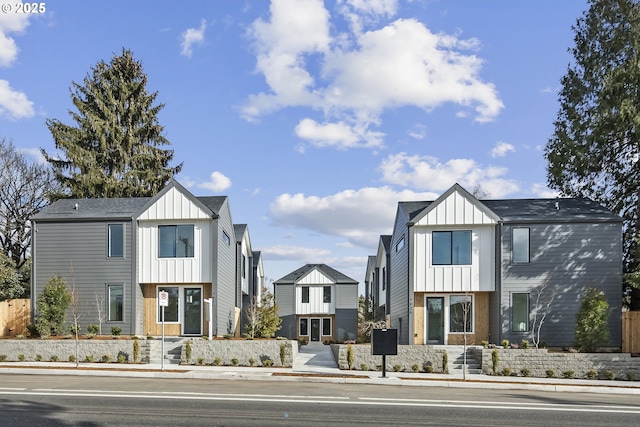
[412,225,495,293]
[137,186,212,221]
[137,220,211,283]
[415,189,498,226]
[500,222,622,347]
[295,285,335,315]
[32,220,135,334]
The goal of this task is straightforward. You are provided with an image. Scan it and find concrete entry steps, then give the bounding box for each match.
[149,337,189,365]
[434,345,482,374]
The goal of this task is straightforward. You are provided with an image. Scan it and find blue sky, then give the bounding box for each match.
[1,0,587,291]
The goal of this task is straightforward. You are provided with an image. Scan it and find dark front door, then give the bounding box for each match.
[310,318,321,342]
[183,288,202,335]
[426,297,444,345]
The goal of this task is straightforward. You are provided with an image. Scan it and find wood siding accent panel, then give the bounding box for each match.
[137,221,211,283]
[446,292,489,345]
[141,283,212,336]
[137,186,211,221]
[622,312,640,353]
[413,225,495,293]
[499,222,622,347]
[32,221,135,334]
[0,299,30,337]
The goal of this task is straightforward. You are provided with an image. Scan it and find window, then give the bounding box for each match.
[382,267,386,291]
[159,225,194,258]
[108,224,123,258]
[108,284,123,321]
[449,295,473,333]
[301,286,309,303]
[433,231,471,265]
[222,231,231,246]
[299,318,308,336]
[322,318,331,336]
[512,293,530,332]
[158,287,179,322]
[395,236,405,252]
[242,255,247,279]
[323,286,331,303]
[512,228,530,263]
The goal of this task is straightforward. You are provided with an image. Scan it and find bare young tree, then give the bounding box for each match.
[95,293,105,335]
[244,295,261,339]
[531,280,555,349]
[68,267,83,368]
[459,295,473,381]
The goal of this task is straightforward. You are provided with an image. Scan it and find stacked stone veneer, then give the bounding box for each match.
[332,344,447,372]
[476,348,640,380]
[0,339,149,363]
[182,340,298,367]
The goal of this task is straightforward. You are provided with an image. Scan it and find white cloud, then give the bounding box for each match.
[180,19,206,58]
[269,185,438,248]
[16,147,45,164]
[261,244,331,261]
[531,183,559,198]
[197,171,232,192]
[491,141,515,158]
[378,152,519,197]
[0,79,34,119]
[0,11,30,67]
[244,2,503,149]
[337,0,398,34]
[407,123,427,140]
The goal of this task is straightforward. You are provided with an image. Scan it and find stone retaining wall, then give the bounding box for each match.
[332,344,446,372]
[182,339,298,367]
[478,348,640,380]
[0,339,149,363]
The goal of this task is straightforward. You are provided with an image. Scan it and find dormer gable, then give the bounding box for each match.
[136,179,215,221]
[411,183,499,226]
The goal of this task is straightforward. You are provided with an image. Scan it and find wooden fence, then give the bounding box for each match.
[622,311,640,353]
[0,299,30,337]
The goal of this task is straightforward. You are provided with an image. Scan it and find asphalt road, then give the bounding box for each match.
[1,374,639,426]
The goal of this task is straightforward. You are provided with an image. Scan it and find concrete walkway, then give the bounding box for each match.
[292,342,339,373]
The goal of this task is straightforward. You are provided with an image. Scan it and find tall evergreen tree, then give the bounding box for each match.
[544,0,640,307]
[43,49,182,198]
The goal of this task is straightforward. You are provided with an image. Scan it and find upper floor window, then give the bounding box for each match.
[301,286,309,303]
[242,255,247,279]
[159,225,194,258]
[222,231,231,246]
[395,237,405,253]
[108,224,124,258]
[323,286,331,303]
[432,230,471,265]
[512,227,530,264]
[382,267,386,291]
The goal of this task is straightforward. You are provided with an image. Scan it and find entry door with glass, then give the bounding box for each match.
[426,297,444,344]
[310,318,321,341]
[183,288,202,335]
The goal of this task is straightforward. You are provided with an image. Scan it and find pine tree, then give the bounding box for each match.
[43,49,182,198]
[544,0,640,307]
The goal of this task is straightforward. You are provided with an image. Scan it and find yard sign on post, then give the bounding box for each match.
[158,290,169,371]
[371,328,398,378]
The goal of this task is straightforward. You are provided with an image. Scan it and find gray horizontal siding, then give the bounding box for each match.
[335,308,357,341]
[389,208,409,343]
[336,284,358,309]
[214,201,237,336]
[33,220,134,334]
[275,284,294,316]
[500,222,622,347]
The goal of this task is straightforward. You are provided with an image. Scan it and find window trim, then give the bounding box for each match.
[512,227,530,264]
[323,286,331,304]
[449,294,474,334]
[322,317,332,336]
[299,318,309,336]
[512,292,530,332]
[222,231,231,246]
[107,224,124,258]
[301,286,309,304]
[395,236,405,253]
[158,224,195,258]
[107,283,124,323]
[432,230,472,266]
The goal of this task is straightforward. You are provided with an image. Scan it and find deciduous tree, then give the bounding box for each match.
[43,49,182,198]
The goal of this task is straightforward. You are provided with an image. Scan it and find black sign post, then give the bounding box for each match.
[371,329,397,378]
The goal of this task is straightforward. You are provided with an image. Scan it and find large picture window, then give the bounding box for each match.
[158,287,179,322]
[449,295,473,333]
[108,224,123,258]
[512,228,530,264]
[433,231,471,265]
[159,225,194,258]
[512,293,530,332]
[108,284,123,322]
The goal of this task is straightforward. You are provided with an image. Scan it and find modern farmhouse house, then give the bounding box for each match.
[31,179,261,337]
[366,183,622,348]
[274,264,358,342]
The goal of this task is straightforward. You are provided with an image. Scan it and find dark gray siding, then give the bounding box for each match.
[489,225,502,344]
[500,222,622,347]
[274,284,295,317]
[32,220,135,334]
[389,207,410,343]
[214,201,237,336]
[280,314,296,339]
[335,308,357,341]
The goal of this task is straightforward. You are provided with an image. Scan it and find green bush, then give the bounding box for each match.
[213,357,222,366]
[360,363,369,371]
[197,357,205,366]
[50,355,59,362]
[279,343,286,366]
[393,364,403,372]
[223,334,233,340]
[605,370,615,380]
[101,354,112,363]
[626,372,634,381]
[502,367,512,376]
[84,355,95,363]
[35,354,42,362]
[491,349,499,374]
[501,339,510,349]
[545,369,555,378]
[0,355,7,362]
[411,363,420,372]
[110,327,122,337]
[185,340,192,363]
[480,340,489,348]
[520,340,530,349]
[423,362,434,373]
[117,354,127,363]
[563,370,575,379]
[347,344,355,369]
[231,358,239,366]
[87,324,99,335]
[69,355,76,363]
[586,369,598,379]
[18,354,25,362]
[35,276,71,337]
[574,288,609,352]
[442,352,449,374]
[133,339,140,364]
[249,357,256,366]
[262,358,273,367]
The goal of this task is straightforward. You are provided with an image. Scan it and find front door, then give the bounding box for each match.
[426,297,444,345]
[310,318,321,342]
[183,288,202,335]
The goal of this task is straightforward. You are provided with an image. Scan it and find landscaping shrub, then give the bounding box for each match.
[501,339,510,349]
[0,355,7,362]
[101,354,112,363]
[605,370,615,380]
[520,368,531,377]
[249,357,256,366]
[545,369,555,378]
[502,367,512,376]
[442,352,449,374]
[18,354,25,362]
[574,288,609,352]
[184,340,192,363]
[213,357,222,366]
[279,343,286,366]
[87,324,99,335]
[50,355,59,362]
[231,358,239,366]
[411,363,420,372]
[586,369,598,379]
[423,362,434,373]
[197,358,205,366]
[34,276,71,337]
[360,363,369,371]
[262,358,273,367]
[491,349,499,374]
[133,339,140,364]
[347,344,354,369]
[35,354,42,362]
[393,364,403,372]
[563,370,575,379]
[110,327,121,337]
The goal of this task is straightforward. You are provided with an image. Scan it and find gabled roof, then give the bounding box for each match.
[32,197,150,221]
[398,201,431,221]
[234,224,248,241]
[252,251,262,267]
[198,196,227,216]
[274,263,358,285]
[380,235,392,252]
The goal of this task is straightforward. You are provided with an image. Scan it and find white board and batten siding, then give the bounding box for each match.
[137,186,213,284]
[295,269,336,315]
[412,189,497,293]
